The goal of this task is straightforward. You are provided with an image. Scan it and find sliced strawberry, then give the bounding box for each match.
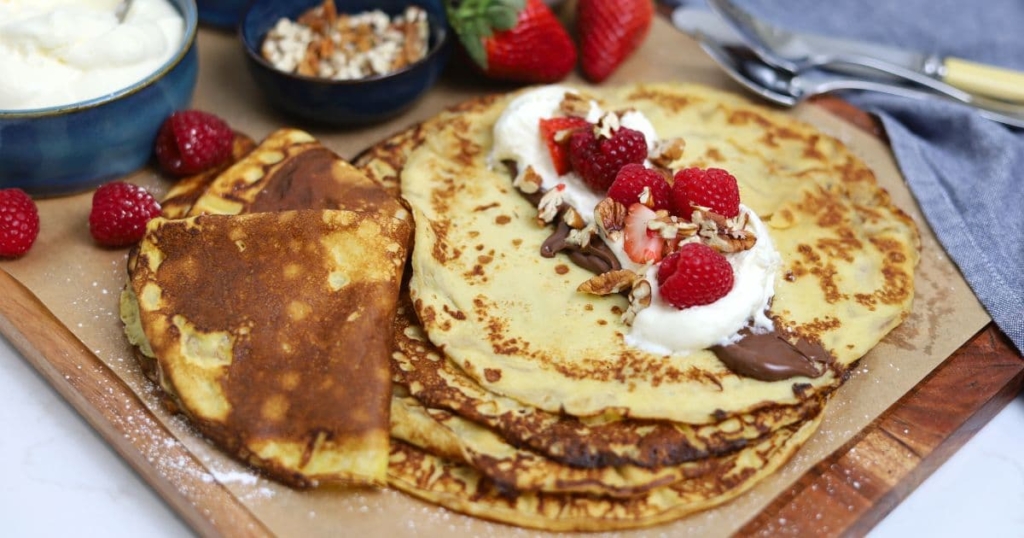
[622,203,664,264]
[539,116,591,175]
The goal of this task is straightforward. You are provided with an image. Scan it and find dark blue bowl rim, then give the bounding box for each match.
[0,0,199,119]
[240,2,449,86]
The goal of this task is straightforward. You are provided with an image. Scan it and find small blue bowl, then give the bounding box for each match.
[197,0,250,29]
[0,0,199,197]
[240,0,450,126]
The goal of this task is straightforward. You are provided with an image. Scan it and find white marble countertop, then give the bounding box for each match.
[2,332,1022,537]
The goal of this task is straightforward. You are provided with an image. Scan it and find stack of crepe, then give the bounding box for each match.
[120,82,918,531]
[350,83,920,530]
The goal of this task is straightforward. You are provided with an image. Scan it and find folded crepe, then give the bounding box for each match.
[122,129,411,487]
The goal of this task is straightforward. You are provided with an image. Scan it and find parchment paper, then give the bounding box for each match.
[0,16,990,537]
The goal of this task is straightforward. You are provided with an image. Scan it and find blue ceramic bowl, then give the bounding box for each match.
[240,0,450,126]
[197,0,250,29]
[0,0,199,197]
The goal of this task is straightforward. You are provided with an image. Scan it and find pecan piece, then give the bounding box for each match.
[515,165,543,195]
[577,269,638,295]
[649,137,686,169]
[594,197,626,239]
[560,92,594,118]
[561,206,586,229]
[536,185,565,225]
[622,278,653,325]
[693,209,757,253]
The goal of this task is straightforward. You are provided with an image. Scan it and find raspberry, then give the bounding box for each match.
[671,167,741,220]
[657,242,734,309]
[539,116,591,175]
[0,188,40,258]
[89,182,161,248]
[154,110,234,176]
[606,163,671,210]
[568,125,648,191]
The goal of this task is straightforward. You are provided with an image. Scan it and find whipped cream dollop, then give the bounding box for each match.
[490,86,782,356]
[491,85,658,223]
[626,207,780,354]
[0,0,184,110]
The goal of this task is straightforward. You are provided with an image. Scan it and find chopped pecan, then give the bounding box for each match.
[594,197,626,239]
[577,269,638,295]
[562,206,586,229]
[693,209,757,253]
[649,137,686,168]
[596,112,621,139]
[566,223,597,249]
[648,212,698,242]
[515,165,543,194]
[622,278,653,325]
[560,92,594,118]
[536,185,565,225]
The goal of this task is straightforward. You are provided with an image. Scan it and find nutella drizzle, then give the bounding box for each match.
[540,218,621,275]
[711,328,834,382]
[518,180,622,275]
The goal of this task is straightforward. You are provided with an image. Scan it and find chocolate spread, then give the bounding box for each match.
[518,181,622,275]
[541,218,621,275]
[711,328,834,382]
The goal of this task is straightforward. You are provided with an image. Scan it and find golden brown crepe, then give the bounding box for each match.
[122,129,413,487]
[126,209,410,487]
[349,82,919,530]
[395,83,919,424]
[387,414,822,532]
[390,296,823,470]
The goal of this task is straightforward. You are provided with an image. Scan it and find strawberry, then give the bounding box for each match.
[671,167,741,220]
[539,116,591,175]
[622,203,664,264]
[446,0,577,83]
[89,182,161,248]
[606,163,671,210]
[568,125,648,192]
[154,110,234,177]
[0,188,40,258]
[576,0,654,83]
[657,242,735,309]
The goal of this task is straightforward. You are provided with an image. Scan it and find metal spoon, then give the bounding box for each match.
[695,32,1024,130]
[115,0,134,22]
[703,0,1024,108]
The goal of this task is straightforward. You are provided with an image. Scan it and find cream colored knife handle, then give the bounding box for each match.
[944,57,1024,103]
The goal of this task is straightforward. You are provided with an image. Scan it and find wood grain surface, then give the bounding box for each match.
[1,13,1021,534]
[0,269,273,538]
[739,326,1024,536]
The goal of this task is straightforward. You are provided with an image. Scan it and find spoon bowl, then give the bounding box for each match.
[695,32,1024,130]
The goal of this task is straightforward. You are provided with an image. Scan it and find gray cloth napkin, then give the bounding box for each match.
[724,0,1024,353]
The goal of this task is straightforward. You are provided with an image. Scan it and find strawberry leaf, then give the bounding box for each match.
[445,0,526,68]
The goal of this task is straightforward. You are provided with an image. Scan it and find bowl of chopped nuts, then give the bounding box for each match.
[240,0,451,126]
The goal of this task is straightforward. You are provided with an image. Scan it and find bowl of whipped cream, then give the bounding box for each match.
[0,0,199,197]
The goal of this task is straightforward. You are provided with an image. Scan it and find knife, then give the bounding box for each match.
[665,2,1024,104]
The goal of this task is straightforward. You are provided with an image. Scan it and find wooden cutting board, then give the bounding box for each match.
[1,15,1021,537]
